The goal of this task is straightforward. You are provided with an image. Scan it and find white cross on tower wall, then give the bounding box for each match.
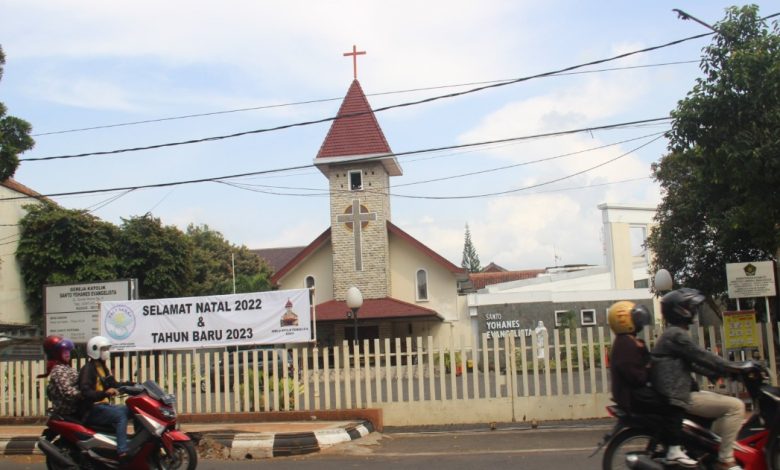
[336,199,377,271]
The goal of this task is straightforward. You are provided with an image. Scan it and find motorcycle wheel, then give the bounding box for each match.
[154,440,198,470]
[767,429,780,470]
[42,434,80,470]
[602,428,665,470]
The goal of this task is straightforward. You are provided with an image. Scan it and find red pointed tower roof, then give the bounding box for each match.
[315,80,401,176]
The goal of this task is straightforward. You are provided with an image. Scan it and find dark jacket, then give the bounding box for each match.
[651,325,733,407]
[610,334,652,410]
[77,359,126,417]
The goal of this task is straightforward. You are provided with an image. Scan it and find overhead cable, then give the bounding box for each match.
[1,118,670,201]
[31,60,698,137]
[21,31,708,162]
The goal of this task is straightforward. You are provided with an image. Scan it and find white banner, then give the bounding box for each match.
[100,289,311,352]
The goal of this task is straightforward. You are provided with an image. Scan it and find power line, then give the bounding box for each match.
[1,118,670,202]
[221,131,665,193]
[0,175,655,256]
[30,60,698,137]
[394,131,665,188]
[391,135,664,199]
[21,32,708,163]
[220,137,663,200]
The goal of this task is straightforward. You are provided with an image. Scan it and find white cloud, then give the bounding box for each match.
[28,76,140,112]
[2,0,536,109]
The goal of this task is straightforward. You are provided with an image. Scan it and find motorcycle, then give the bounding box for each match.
[595,361,780,470]
[38,379,197,469]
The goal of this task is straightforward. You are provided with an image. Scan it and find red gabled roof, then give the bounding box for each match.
[316,80,392,159]
[1,178,45,200]
[270,221,466,286]
[315,297,441,321]
[469,270,545,290]
[251,246,305,274]
[270,228,331,285]
[387,221,467,278]
[482,262,508,273]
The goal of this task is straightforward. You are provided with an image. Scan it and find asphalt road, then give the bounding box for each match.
[0,423,611,470]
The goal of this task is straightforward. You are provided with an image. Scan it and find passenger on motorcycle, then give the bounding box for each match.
[41,335,82,418]
[651,288,746,470]
[608,300,696,467]
[78,335,133,461]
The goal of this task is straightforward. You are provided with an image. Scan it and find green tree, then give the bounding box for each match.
[0,45,35,181]
[118,214,194,299]
[16,203,120,323]
[186,224,272,295]
[461,223,481,273]
[648,5,780,301]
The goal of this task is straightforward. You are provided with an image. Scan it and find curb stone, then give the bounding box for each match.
[0,420,375,460]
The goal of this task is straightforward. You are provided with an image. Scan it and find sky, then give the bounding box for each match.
[0,1,776,271]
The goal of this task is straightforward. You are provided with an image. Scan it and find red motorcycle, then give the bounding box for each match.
[597,361,780,470]
[38,380,197,470]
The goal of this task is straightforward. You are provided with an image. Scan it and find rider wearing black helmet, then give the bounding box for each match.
[651,288,745,470]
[608,301,695,467]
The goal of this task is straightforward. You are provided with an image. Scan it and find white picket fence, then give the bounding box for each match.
[2,323,777,426]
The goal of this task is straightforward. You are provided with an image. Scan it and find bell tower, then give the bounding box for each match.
[314,78,402,301]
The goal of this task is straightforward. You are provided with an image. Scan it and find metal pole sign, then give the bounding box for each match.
[726,261,776,299]
[44,279,138,343]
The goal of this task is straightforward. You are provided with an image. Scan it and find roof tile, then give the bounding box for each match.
[469,270,545,290]
[316,80,392,158]
[315,297,440,321]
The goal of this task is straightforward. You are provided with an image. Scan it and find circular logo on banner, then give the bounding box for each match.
[104,305,136,341]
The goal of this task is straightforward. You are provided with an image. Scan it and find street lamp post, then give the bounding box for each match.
[654,268,673,295]
[346,286,363,344]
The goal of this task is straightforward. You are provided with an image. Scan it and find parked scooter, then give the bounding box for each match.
[38,380,197,469]
[595,361,780,470]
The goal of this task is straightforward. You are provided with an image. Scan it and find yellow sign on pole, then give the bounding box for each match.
[723,310,760,350]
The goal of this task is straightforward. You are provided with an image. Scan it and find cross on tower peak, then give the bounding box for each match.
[343,45,366,80]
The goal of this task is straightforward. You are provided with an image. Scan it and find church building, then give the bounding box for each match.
[270,70,471,348]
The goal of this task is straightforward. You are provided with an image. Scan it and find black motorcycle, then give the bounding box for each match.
[594,361,780,470]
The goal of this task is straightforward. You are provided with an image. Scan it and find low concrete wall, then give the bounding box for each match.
[179,409,384,432]
[379,393,611,426]
[0,409,385,433]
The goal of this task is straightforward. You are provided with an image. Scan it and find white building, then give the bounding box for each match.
[466,203,659,342]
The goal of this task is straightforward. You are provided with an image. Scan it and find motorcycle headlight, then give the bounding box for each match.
[159,407,177,419]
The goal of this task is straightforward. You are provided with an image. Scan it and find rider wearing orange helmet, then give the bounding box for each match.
[608,301,695,467]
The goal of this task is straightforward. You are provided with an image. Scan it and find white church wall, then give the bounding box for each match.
[388,232,461,322]
[275,241,334,305]
[0,185,38,325]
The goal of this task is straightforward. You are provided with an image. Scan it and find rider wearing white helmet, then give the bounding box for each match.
[78,335,133,461]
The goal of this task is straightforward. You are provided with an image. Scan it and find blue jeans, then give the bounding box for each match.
[85,404,131,454]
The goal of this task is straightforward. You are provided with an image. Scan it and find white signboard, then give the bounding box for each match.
[100,289,311,352]
[45,280,136,343]
[726,261,777,299]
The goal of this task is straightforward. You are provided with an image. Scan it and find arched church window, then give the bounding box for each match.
[416,269,428,301]
[349,170,363,191]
